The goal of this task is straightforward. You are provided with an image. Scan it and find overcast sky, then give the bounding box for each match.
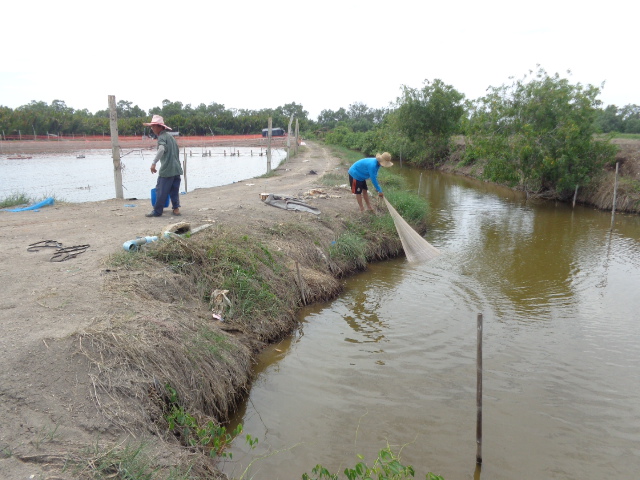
[1,0,636,121]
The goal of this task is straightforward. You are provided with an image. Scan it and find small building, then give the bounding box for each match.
[262,127,286,137]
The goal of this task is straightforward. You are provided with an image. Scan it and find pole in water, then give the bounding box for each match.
[476,312,483,464]
[611,161,619,231]
[418,172,423,195]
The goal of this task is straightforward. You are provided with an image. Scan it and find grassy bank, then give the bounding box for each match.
[66,146,431,478]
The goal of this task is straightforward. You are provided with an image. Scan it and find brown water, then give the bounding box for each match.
[222,170,640,480]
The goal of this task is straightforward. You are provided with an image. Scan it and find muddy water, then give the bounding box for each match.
[225,170,640,480]
[0,147,286,203]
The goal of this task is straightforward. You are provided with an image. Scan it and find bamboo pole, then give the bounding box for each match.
[418,172,423,195]
[476,312,483,465]
[108,95,124,199]
[183,148,188,193]
[611,162,619,230]
[572,185,579,208]
[295,261,307,305]
[295,119,299,155]
[266,117,272,173]
[287,113,294,161]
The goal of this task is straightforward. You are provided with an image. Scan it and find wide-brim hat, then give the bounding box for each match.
[143,114,172,131]
[376,152,393,167]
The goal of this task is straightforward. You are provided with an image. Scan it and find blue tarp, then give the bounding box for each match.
[3,197,55,212]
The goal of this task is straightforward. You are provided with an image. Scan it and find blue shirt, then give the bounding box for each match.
[348,158,382,192]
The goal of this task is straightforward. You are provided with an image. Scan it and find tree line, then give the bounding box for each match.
[1,68,637,200]
[0,99,314,138]
[322,68,631,201]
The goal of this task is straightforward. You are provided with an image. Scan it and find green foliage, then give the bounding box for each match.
[468,67,618,197]
[0,192,31,208]
[385,190,430,225]
[147,234,287,325]
[392,79,466,166]
[329,232,368,269]
[163,384,254,459]
[0,98,313,137]
[594,104,640,134]
[302,446,443,480]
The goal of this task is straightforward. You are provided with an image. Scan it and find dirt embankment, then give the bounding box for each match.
[0,141,400,479]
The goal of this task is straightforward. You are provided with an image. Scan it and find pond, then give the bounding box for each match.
[0,146,286,203]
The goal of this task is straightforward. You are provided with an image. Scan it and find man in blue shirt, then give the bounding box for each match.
[347,152,393,212]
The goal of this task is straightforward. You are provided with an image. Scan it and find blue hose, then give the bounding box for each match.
[3,197,54,212]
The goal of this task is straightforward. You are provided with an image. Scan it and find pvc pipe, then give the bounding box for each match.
[123,236,158,251]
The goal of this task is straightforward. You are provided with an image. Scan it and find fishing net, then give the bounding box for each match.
[384,197,441,263]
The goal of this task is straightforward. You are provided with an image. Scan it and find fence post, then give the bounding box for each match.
[266,117,272,173]
[287,114,294,161]
[183,148,188,193]
[108,95,124,199]
[610,162,619,231]
[476,312,483,465]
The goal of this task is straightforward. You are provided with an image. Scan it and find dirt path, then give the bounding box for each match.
[0,141,351,478]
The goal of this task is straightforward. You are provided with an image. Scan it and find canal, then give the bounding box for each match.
[222,169,640,480]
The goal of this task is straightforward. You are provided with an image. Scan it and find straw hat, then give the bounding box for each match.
[143,114,172,131]
[376,152,393,167]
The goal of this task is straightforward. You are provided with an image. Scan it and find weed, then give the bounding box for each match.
[190,326,238,362]
[70,441,162,479]
[106,250,150,270]
[320,172,346,187]
[329,232,368,269]
[32,424,60,449]
[0,192,31,208]
[302,446,443,480]
[257,169,279,178]
[163,384,255,459]
[385,190,430,225]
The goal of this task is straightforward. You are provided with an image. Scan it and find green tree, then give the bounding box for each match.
[393,79,465,166]
[594,105,623,133]
[468,67,617,197]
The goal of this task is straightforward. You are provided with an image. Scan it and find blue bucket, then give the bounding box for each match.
[151,188,170,208]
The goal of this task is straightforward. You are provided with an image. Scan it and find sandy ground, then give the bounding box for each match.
[0,140,353,478]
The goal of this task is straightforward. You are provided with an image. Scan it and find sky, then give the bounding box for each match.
[1,0,637,121]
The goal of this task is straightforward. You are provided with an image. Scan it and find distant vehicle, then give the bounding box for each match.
[262,127,286,137]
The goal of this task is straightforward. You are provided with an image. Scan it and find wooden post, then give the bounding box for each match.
[611,162,619,230]
[418,172,423,195]
[295,118,299,154]
[183,148,188,193]
[295,261,307,305]
[476,313,483,465]
[287,113,294,161]
[572,185,579,208]
[266,117,272,173]
[108,95,124,199]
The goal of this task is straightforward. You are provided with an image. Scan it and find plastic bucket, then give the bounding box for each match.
[151,188,171,208]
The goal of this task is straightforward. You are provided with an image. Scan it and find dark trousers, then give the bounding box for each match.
[153,175,181,215]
